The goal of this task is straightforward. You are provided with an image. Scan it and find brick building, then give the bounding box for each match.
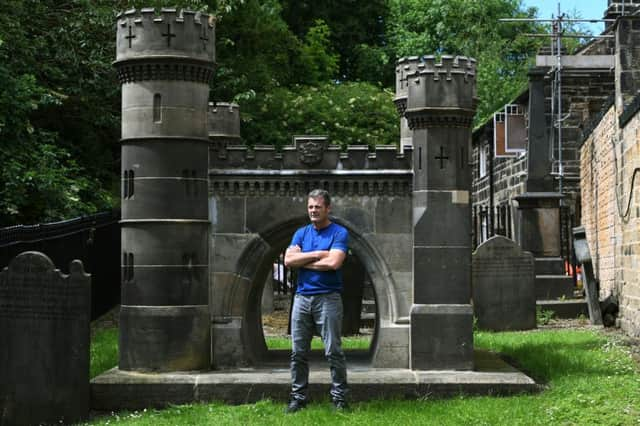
[470,2,640,331]
[580,7,640,336]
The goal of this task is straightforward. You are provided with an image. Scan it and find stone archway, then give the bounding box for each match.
[210,211,411,369]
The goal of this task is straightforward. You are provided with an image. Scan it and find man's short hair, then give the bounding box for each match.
[308,189,331,206]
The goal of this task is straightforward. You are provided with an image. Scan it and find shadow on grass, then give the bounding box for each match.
[480,332,611,384]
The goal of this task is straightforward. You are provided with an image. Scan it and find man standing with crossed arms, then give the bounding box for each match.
[284,189,349,412]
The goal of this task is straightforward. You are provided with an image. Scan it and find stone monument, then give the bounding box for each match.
[472,236,536,331]
[114,8,215,371]
[405,55,477,370]
[0,252,91,425]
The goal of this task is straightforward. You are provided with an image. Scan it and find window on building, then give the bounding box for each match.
[494,104,527,158]
[505,104,527,154]
[479,143,488,178]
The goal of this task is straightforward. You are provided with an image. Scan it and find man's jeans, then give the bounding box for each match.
[290,292,348,402]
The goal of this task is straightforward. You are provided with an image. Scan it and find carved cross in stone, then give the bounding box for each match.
[200,27,209,50]
[435,146,449,169]
[162,24,176,47]
[126,26,136,48]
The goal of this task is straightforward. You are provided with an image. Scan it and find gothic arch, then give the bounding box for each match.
[233,214,401,365]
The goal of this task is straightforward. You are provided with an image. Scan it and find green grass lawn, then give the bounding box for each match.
[87,327,640,425]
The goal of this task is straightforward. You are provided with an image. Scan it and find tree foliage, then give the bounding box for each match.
[386,0,545,125]
[0,0,559,225]
[241,82,399,148]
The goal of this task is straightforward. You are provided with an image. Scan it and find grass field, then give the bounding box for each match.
[86,326,640,425]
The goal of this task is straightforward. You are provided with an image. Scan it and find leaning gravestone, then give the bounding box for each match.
[0,252,91,426]
[472,236,536,331]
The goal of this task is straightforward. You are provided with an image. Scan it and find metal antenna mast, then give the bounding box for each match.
[500,2,615,196]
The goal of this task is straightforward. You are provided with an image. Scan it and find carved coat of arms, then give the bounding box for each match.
[295,136,328,166]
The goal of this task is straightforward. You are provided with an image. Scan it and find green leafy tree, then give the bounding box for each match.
[240,82,399,149]
[297,20,339,85]
[279,0,390,82]
[386,0,545,125]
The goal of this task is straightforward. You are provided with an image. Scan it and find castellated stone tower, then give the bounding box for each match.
[114,8,215,372]
[404,55,477,370]
[394,56,422,152]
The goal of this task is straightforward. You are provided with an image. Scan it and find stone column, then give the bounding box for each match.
[114,8,215,372]
[394,57,422,153]
[515,66,568,287]
[526,68,553,193]
[405,55,477,370]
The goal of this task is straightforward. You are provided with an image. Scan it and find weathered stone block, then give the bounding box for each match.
[209,196,245,233]
[211,317,248,368]
[245,196,306,234]
[119,305,210,372]
[122,266,208,305]
[410,304,474,370]
[367,234,412,272]
[375,196,412,233]
[211,234,256,272]
[414,247,471,304]
[371,324,410,368]
[414,191,471,247]
[209,272,250,317]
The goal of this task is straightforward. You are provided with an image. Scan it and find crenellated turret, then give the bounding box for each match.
[408,53,478,371]
[114,8,214,373]
[405,55,477,129]
[208,102,241,162]
[116,8,215,64]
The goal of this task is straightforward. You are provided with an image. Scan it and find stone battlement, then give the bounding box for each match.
[405,55,476,82]
[115,8,215,64]
[208,102,241,141]
[210,137,412,170]
[394,56,476,116]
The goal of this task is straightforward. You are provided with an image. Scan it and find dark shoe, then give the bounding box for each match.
[285,399,306,413]
[332,400,350,412]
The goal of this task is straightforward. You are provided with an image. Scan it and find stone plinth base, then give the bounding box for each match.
[410,304,474,370]
[91,350,538,410]
[514,192,564,258]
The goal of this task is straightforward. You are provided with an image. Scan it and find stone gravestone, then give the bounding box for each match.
[472,236,536,331]
[0,252,91,426]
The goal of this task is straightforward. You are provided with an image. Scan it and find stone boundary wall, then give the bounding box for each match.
[580,106,618,298]
[580,101,640,337]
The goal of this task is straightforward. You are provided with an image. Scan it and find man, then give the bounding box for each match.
[284,189,349,413]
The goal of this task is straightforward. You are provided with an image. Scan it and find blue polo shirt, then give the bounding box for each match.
[290,222,348,295]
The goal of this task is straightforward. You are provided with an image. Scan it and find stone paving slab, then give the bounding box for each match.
[91,350,540,410]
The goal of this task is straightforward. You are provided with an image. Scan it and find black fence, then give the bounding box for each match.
[472,203,577,281]
[472,204,513,248]
[1,211,121,320]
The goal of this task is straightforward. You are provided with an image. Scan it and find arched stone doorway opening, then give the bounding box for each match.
[258,242,378,362]
[233,216,397,367]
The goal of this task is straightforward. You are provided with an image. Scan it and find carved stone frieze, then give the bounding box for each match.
[115,59,214,84]
[209,175,412,197]
[405,108,476,130]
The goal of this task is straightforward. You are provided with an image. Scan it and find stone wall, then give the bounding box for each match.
[471,142,527,206]
[581,101,640,337]
[207,161,414,368]
[580,106,618,297]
